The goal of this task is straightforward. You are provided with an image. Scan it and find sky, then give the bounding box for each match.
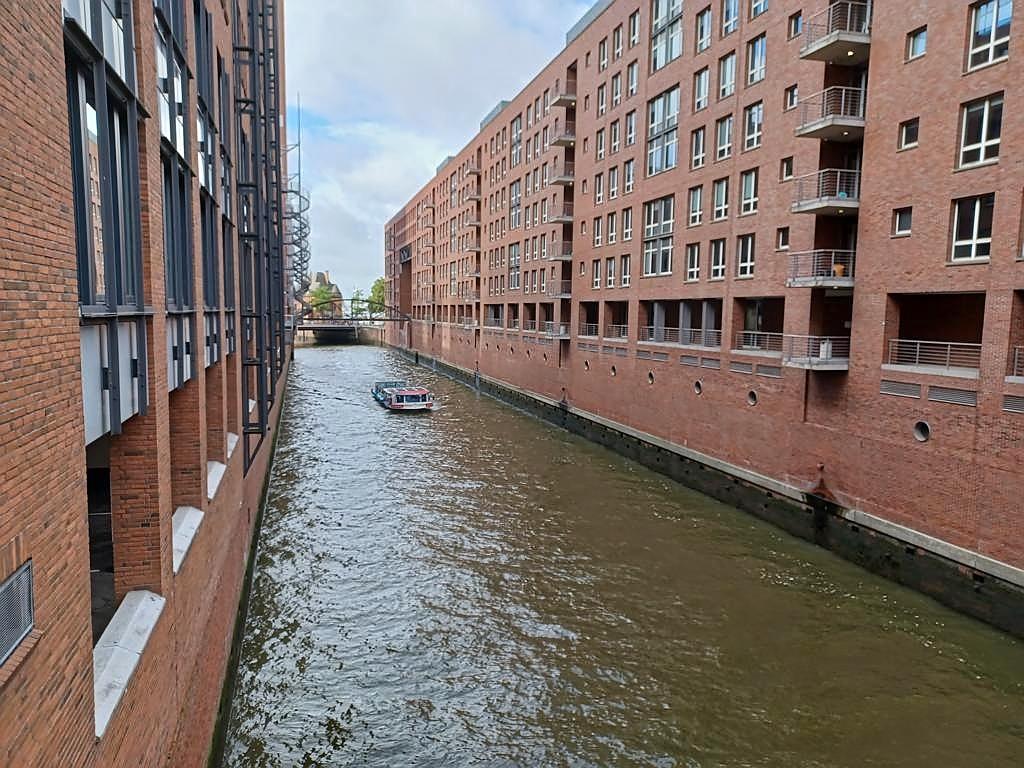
[283,0,593,298]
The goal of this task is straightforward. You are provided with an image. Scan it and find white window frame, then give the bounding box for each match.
[623,207,633,240]
[713,178,729,220]
[598,84,607,116]
[780,156,794,180]
[968,0,1012,70]
[893,207,913,235]
[751,0,768,19]
[624,159,635,193]
[628,61,639,96]
[722,0,739,35]
[899,118,920,150]
[622,254,631,286]
[594,216,603,246]
[951,194,994,261]
[686,243,701,281]
[744,101,763,150]
[626,110,637,145]
[719,52,736,99]
[740,169,758,214]
[614,25,623,59]
[716,115,733,160]
[959,95,1002,166]
[595,172,604,203]
[691,126,706,168]
[710,238,726,279]
[907,26,927,60]
[593,259,601,288]
[599,38,609,71]
[688,185,703,225]
[607,256,617,287]
[612,73,622,106]
[694,68,710,111]
[629,10,640,47]
[736,233,755,277]
[609,166,619,199]
[785,84,798,110]
[697,7,712,52]
[608,211,617,243]
[597,128,606,160]
[776,226,790,250]
[747,34,766,84]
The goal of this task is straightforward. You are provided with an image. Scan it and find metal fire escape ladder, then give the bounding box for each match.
[262,0,286,378]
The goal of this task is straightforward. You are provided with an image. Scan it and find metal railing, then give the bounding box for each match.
[734,331,784,354]
[523,319,538,332]
[788,249,856,282]
[553,122,576,142]
[554,81,577,100]
[463,239,482,251]
[547,279,573,297]
[544,321,570,337]
[550,203,575,221]
[464,186,481,200]
[466,162,481,174]
[551,161,575,179]
[804,1,871,48]
[639,326,680,344]
[783,335,851,362]
[681,327,722,347]
[1014,347,1024,377]
[798,86,865,129]
[484,318,504,328]
[508,318,521,330]
[548,240,573,259]
[579,323,599,337]
[604,324,629,339]
[793,169,861,206]
[459,316,478,328]
[888,339,982,371]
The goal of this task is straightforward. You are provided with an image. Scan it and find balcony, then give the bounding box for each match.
[551,122,576,147]
[1013,347,1024,378]
[544,321,570,338]
[523,319,538,333]
[508,318,521,331]
[484,318,504,329]
[551,161,575,186]
[551,83,577,108]
[547,279,572,299]
[466,162,481,175]
[886,339,982,377]
[795,86,865,141]
[604,324,629,340]
[783,335,851,371]
[423,201,435,210]
[464,215,481,227]
[459,316,479,329]
[787,249,856,288]
[733,331,784,356]
[579,323,599,337]
[463,239,482,253]
[681,327,722,348]
[801,1,871,65]
[547,240,573,260]
[792,169,860,215]
[550,203,575,223]
[464,187,481,202]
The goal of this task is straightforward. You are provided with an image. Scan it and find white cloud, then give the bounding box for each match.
[284,0,592,294]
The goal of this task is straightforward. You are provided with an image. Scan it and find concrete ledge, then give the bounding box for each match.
[227,432,239,459]
[93,591,166,738]
[172,506,204,574]
[207,461,227,500]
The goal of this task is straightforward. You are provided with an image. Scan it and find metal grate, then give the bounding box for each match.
[1003,395,1024,414]
[615,347,628,357]
[757,364,783,378]
[730,361,754,374]
[880,379,921,399]
[651,352,669,362]
[927,386,977,407]
[636,349,652,360]
[701,357,721,370]
[0,561,33,667]
[680,354,700,366]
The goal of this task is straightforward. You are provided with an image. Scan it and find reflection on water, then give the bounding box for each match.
[222,346,1024,768]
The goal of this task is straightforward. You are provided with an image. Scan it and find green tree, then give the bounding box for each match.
[307,284,335,318]
[369,276,386,315]
[350,288,366,318]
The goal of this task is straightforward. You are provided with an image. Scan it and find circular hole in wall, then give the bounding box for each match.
[584,360,591,371]
[747,390,758,406]
[543,353,548,361]
[526,349,531,358]
[510,346,515,355]
[913,420,931,442]
[611,365,618,377]
[648,371,655,385]
[694,380,703,395]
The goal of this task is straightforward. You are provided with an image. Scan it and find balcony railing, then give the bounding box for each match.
[464,187,481,201]
[734,331,784,354]
[681,327,722,347]
[547,279,572,298]
[551,82,578,107]
[523,319,538,332]
[579,323,599,337]
[464,239,482,252]
[783,335,851,369]
[551,161,575,184]
[550,203,575,223]
[792,169,861,213]
[1014,347,1024,377]
[787,249,856,286]
[548,240,573,260]
[484,318,504,329]
[544,321,570,338]
[459,316,479,329]
[551,122,576,146]
[802,1,871,62]
[887,339,982,372]
[796,86,865,139]
[639,326,679,344]
[604,324,629,339]
[508,318,521,330]
[466,162,481,175]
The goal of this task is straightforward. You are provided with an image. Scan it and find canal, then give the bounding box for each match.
[222,345,1024,768]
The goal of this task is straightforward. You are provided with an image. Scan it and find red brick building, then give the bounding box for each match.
[0,1,290,765]
[386,0,1024,629]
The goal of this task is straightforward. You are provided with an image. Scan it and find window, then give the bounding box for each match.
[626,110,637,145]
[630,10,641,46]
[647,86,680,175]
[743,101,763,149]
[784,84,799,110]
[951,194,994,260]
[609,166,619,199]
[740,168,759,214]
[597,128,606,159]
[622,254,632,285]
[608,211,618,243]
[593,259,602,287]
[751,0,768,19]
[691,127,706,168]
[595,173,604,203]
[624,159,635,192]
[628,61,639,96]
[623,207,634,240]
[711,238,726,279]
[722,0,739,35]
[693,68,710,111]
[614,25,624,59]
[598,83,607,115]
[697,7,712,52]
[713,177,729,219]
[747,34,767,84]
[0,561,34,666]
[599,38,608,70]
[959,94,1003,166]
[718,52,736,98]
[643,195,675,275]
[716,114,733,159]
[776,226,790,250]
[780,155,794,180]
[899,118,920,149]
[688,185,703,225]
[968,0,1012,70]
[893,207,913,235]
[651,0,683,71]
[788,11,803,38]
[736,234,755,277]
[907,26,927,59]
[606,256,617,287]
[611,121,621,153]
[594,216,603,246]
[686,243,701,281]
[612,73,622,106]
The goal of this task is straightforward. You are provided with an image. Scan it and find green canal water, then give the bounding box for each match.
[222,345,1024,767]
